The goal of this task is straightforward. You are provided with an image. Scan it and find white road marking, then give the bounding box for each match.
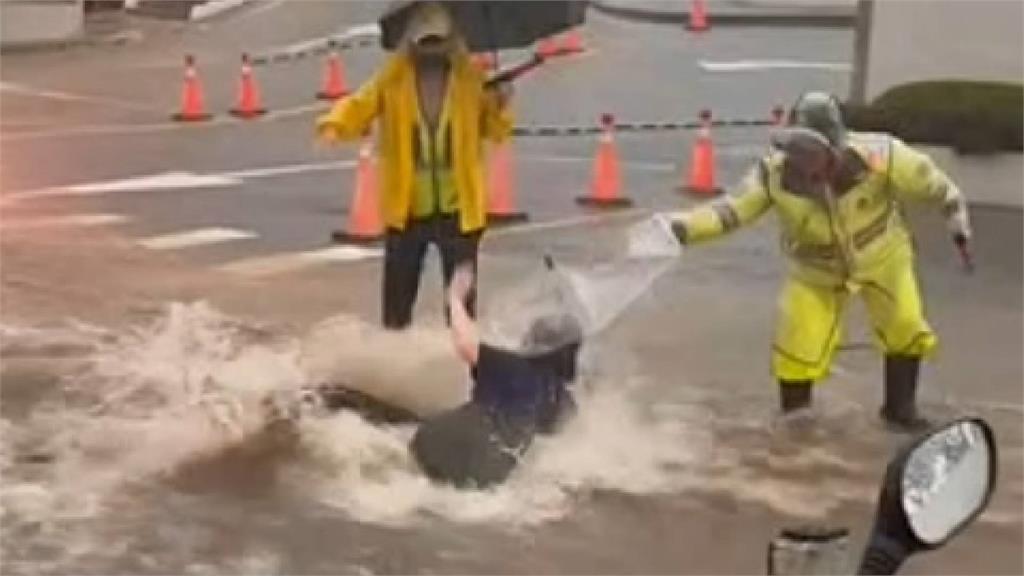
[1,213,129,230]
[699,60,851,72]
[65,171,242,195]
[223,160,357,180]
[489,208,645,237]
[0,82,159,112]
[220,211,646,277]
[218,245,382,277]
[239,0,286,18]
[137,227,258,250]
[343,23,382,37]
[0,102,329,143]
[4,160,357,203]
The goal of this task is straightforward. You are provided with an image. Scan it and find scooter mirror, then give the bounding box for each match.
[858,417,997,575]
[901,418,996,547]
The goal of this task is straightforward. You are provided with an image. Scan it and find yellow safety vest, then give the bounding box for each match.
[316,49,513,233]
[411,110,459,218]
[672,132,966,286]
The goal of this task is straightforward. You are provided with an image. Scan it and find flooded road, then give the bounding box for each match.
[2,299,1021,574]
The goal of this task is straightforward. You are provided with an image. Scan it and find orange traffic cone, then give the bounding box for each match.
[772,104,786,126]
[682,110,723,196]
[472,52,497,72]
[230,53,267,118]
[536,36,559,58]
[576,113,633,208]
[317,52,348,100]
[687,0,710,32]
[560,29,585,55]
[172,54,211,122]
[332,140,383,244]
[487,142,528,225]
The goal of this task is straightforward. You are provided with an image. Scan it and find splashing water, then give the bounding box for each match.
[483,217,680,351]
[1,301,711,544]
[292,381,711,527]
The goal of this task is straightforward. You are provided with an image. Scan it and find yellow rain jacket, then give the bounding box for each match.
[669,132,968,381]
[317,49,513,234]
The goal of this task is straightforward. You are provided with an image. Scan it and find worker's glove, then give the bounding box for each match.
[953,233,974,274]
[945,203,973,273]
[628,212,682,258]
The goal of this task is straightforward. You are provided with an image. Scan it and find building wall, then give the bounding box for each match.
[853,0,1023,102]
[0,0,84,48]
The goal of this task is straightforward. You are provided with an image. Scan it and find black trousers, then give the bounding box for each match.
[382,215,481,330]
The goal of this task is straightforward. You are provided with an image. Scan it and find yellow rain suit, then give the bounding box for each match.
[316,49,513,234]
[669,132,968,382]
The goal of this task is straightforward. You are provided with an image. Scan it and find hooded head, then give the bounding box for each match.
[772,126,838,200]
[789,91,846,148]
[404,2,457,62]
[521,313,583,383]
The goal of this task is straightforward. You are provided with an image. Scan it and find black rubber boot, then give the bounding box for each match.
[881,355,931,433]
[779,380,813,413]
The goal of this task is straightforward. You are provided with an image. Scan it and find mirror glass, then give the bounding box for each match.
[902,420,992,545]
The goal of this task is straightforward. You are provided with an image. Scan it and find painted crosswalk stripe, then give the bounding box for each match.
[218,245,383,277]
[699,60,851,72]
[1,213,129,229]
[138,227,258,250]
[4,161,357,204]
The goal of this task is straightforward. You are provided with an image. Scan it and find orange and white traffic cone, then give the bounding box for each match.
[487,142,528,225]
[536,36,559,58]
[576,113,633,208]
[560,29,585,55]
[682,109,723,196]
[230,53,267,118]
[332,140,383,244]
[772,104,787,127]
[687,0,711,32]
[472,52,497,72]
[317,52,348,100]
[172,54,212,122]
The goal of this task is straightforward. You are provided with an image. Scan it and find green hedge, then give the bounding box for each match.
[844,81,1023,154]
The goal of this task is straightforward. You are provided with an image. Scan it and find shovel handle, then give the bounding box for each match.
[485,54,545,88]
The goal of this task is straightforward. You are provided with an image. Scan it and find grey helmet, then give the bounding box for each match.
[789,91,846,147]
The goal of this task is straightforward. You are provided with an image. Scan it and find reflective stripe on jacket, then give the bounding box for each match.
[670,132,967,285]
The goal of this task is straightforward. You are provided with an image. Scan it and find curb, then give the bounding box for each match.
[190,0,253,21]
[591,1,855,28]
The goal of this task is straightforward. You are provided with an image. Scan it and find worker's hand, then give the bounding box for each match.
[628,212,683,258]
[487,81,513,109]
[449,263,475,303]
[953,233,974,274]
[945,203,973,273]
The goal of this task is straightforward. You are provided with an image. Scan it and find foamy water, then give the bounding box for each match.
[1,301,712,542]
[3,301,1019,573]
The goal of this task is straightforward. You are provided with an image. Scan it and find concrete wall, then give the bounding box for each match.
[0,0,84,48]
[852,0,1024,103]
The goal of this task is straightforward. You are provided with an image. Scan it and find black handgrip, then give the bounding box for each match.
[857,534,908,575]
[485,54,545,88]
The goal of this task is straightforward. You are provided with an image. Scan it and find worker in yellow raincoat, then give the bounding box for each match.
[650,92,972,431]
[317,2,513,330]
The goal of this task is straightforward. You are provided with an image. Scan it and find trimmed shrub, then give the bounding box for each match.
[844,81,1023,154]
